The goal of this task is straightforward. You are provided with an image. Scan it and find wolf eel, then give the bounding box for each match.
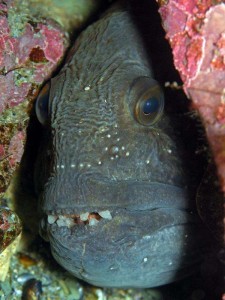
[34,2,210,288]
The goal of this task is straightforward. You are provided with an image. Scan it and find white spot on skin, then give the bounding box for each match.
[116,138,120,142]
[61,165,65,169]
[79,163,84,168]
[84,86,90,91]
[98,161,102,165]
[107,134,111,138]
[143,257,148,263]
[104,147,108,151]
[87,164,91,168]
[121,146,125,151]
[146,160,150,164]
[71,164,75,168]
[125,152,130,157]
[167,149,172,153]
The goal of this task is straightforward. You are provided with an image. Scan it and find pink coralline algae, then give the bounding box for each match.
[157,1,225,245]
[0,1,68,198]
[0,10,66,113]
[0,1,68,258]
[7,131,25,168]
[0,207,22,254]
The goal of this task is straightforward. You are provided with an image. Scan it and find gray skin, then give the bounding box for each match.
[35,5,210,288]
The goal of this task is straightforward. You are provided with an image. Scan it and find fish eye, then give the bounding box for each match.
[131,77,164,126]
[142,97,160,115]
[35,82,50,125]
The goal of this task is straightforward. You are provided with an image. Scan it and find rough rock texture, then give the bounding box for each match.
[0,1,67,198]
[157,0,225,244]
[0,234,20,281]
[0,207,21,253]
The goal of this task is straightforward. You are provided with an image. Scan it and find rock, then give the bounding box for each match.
[157,0,225,244]
[0,234,21,281]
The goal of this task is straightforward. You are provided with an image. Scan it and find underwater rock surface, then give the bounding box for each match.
[157,0,225,244]
[0,0,68,198]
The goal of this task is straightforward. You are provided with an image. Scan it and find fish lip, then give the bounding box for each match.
[40,180,197,244]
[41,180,195,216]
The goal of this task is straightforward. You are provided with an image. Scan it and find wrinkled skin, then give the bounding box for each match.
[35,3,210,288]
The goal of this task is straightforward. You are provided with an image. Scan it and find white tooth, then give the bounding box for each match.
[64,218,74,227]
[98,210,112,220]
[89,218,99,226]
[80,212,89,221]
[47,215,57,224]
[56,215,74,227]
[56,218,66,227]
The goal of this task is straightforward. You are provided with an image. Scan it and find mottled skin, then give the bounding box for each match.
[35,4,210,288]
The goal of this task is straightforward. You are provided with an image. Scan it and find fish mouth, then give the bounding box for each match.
[39,181,210,288]
[40,180,195,235]
[42,206,209,288]
[41,175,195,215]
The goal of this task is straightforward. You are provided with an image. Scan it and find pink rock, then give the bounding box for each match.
[158,0,225,245]
[0,6,67,114]
[7,131,25,167]
[0,145,5,160]
[159,0,225,192]
[0,1,68,198]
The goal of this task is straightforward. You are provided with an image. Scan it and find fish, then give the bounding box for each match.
[34,1,211,288]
